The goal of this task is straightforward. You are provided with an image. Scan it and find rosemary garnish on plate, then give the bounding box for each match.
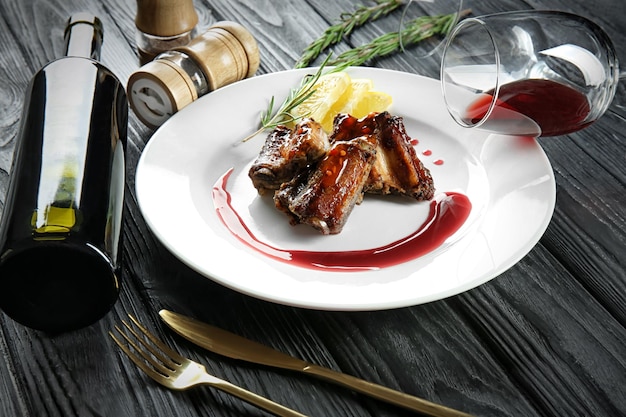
[243,56,348,142]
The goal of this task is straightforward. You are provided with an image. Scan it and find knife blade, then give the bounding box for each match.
[159,309,474,417]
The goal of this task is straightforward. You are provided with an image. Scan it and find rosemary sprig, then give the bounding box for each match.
[295,0,404,69]
[243,56,348,142]
[328,10,469,67]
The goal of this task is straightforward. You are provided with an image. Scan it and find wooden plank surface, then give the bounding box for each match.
[0,0,624,416]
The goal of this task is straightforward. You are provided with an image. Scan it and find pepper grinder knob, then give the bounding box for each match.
[135,0,199,63]
[178,21,260,90]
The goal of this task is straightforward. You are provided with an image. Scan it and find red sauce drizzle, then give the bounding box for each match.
[422,149,432,156]
[433,159,444,165]
[213,169,471,271]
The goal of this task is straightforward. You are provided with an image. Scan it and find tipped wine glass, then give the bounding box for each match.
[440,10,620,137]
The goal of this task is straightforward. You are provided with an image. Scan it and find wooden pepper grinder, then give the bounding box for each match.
[135,0,199,64]
[128,21,260,128]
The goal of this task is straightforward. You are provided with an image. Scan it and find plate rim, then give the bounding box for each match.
[135,66,556,311]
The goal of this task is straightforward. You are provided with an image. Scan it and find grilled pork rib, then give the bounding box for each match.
[248,118,329,194]
[249,112,434,234]
[331,112,434,200]
[274,136,377,235]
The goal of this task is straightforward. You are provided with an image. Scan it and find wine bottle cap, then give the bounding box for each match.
[135,0,198,37]
[65,13,103,34]
[64,13,104,60]
[127,59,197,128]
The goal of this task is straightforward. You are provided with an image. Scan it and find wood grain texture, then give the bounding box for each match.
[0,0,624,416]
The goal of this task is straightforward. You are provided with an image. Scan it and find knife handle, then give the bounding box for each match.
[303,364,474,417]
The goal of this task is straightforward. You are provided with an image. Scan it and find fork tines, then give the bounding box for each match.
[110,315,310,417]
[109,314,182,381]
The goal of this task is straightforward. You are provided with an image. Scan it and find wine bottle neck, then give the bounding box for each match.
[63,13,103,60]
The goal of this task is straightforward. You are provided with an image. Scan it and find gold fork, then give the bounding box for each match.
[110,314,308,417]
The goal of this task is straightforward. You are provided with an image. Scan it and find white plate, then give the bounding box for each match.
[135,67,556,310]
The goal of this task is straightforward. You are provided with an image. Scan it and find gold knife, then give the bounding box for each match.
[159,309,474,417]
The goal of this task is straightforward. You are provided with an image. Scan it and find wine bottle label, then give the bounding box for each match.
[31,160,80,237]
[31,206,76,236]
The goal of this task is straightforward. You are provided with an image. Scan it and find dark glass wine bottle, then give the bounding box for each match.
[0,13,128,333]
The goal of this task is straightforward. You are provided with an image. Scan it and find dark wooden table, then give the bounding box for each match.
[1,0,624,416]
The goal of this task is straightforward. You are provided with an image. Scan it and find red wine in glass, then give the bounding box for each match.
[441,11,618,137]
[465,79,592,137]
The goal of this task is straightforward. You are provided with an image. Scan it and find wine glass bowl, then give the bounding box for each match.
[440,11,620,137]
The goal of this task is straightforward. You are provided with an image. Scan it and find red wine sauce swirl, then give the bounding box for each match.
[213,169,471,271]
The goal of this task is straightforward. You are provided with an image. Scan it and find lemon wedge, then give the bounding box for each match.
[291,71,393,132]
[291,72,352,131]
[351,90,393,118]
[336,78,374,116]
